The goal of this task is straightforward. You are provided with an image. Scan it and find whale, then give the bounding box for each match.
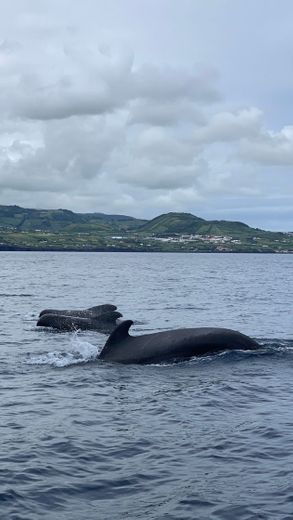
[99,320,260,364]
[39,304,117,318]
[37,311,122,333]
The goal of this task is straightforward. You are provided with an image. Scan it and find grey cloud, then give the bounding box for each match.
[129,99,206,127]
[115,162,202,190]
[0,36,133,120]
[239,126,293,165]
[193,108,263,144]
[132,64,220,104]
[0,116,124,193]
[106,128,206,190]
[0,1,292,230]
[132,128,199,164]
[16,86,123,121]
[0,28,221,122]
[0,39,21,53]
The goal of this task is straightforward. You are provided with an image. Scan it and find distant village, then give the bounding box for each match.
[111,233,242,244]
[0,204,292,252]
[109,232,292,253]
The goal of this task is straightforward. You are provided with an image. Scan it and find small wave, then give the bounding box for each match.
[26,335,101,368]
[263,338,293,349]
[147,340,293,367]
[0,293,33,297]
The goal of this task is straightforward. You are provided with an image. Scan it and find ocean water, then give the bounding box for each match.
[0,251,292,520]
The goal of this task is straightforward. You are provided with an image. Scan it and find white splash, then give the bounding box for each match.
[26,334,102,367]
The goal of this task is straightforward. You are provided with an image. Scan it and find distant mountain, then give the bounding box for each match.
[0,205,147,234]
[138,211,273,239]
[0,205,291,252]
[0,204,287,240]
[138,212,205,234]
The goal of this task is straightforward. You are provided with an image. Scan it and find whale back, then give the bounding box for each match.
[99,322,260,364]
[39,303,117,318]
[87,304,117,314]
[99,320,133,359]
[37,311,122,332]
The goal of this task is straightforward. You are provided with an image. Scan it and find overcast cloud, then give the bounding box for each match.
[0,0,292,230]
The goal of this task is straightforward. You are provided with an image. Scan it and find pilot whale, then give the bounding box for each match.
[99,320,260,364]
[37,311,122,333]
[39,304,117,318]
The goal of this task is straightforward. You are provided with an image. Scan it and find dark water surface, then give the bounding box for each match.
[0,252,292,520]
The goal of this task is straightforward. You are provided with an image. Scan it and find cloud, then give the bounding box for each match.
[129,99,205,127]
[0,2,292,231]
[193,108,263,143]
[0,31,219,122]
[0,39,133,120]
[0,115,126,192]
[239,125,293,165]
[132,64,220,104]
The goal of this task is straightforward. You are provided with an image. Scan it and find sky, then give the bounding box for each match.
[0,0,292,231]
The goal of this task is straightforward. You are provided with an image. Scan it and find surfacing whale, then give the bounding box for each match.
[39,304,117,318]
[99,320,260,364]
[37,311,122,333]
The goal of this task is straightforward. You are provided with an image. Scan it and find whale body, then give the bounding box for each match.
[39,304,117,318]
[99,320,260,364]
[37,311,122,333]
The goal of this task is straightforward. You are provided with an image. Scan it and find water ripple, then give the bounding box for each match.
[0,252,292,519]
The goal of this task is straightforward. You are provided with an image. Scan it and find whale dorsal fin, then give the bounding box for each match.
[105,320,133,345]
[99,320,133,359]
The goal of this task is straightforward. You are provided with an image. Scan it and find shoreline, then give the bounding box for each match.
[0,247,292,254]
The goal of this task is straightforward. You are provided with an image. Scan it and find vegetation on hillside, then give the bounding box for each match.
[0,205,292,253]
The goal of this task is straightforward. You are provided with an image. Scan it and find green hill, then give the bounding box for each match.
[0,206,278,238]
[0,206,291,252]
[0,205,146,234]
[138,212,205,234]
[138,212,270,239]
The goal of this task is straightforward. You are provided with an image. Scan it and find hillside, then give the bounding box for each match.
[0,205,272,236]
[0,205,292,252]
[140,212,289,240]
[0,205,147,234]
[138,212,205,234]
[139,212,261,237]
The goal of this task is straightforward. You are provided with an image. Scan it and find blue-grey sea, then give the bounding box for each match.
[0,252,292,520]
